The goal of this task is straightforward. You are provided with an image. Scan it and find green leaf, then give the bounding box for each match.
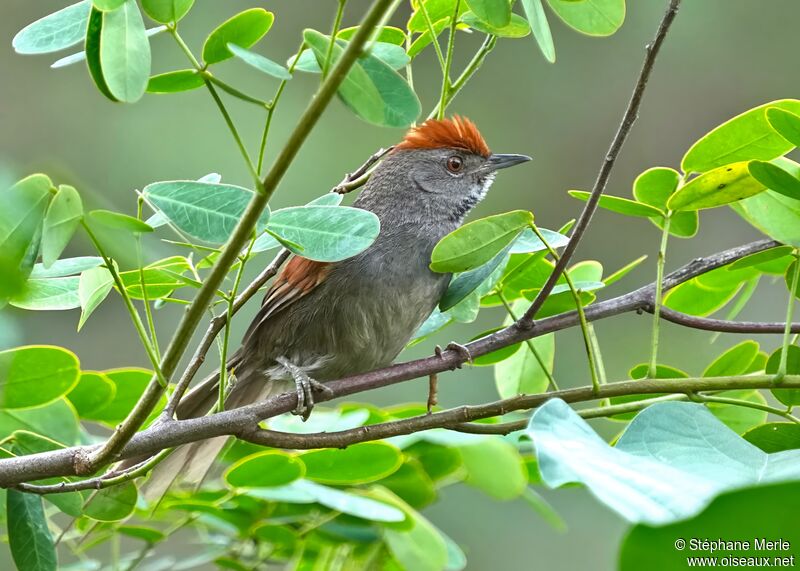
[291,42,410,73]
[408,18,449,59]
[439,244,510,311]
[766,107,800,147]
[521,0,555,63]
[300,442,403,485]
[461,12,531,38]
[118,256,190,299]
[88,209,153,233]
[608,363,687,421]
[0,346,80,409]
[7,490,57,571]
[407,0,469,32]
[732,190,800,247]
[766,345,800,406]
[369,488,448,571]
[146,69,204,93]
[227,44,291,80]
[465,0,510,27]
[668,162,766,211]
[202,8,274,65]
[727,245,794,273]
[93,0,125,10]
[431,210,533,273]
[382,460,438,509]
[10,277,81,311]
[67,371,116,418]
[86,368,164,425]
[748,159,800,200]
[140,0,194,24]
[100,0,151,103]
[0,174,53,279]
[118,524,166,543]
[224,451,305,488]
[250,480,405,522]
[546,0,625,37]
[459,438,528,499]
[143,180,268,244]
[0,399,80,445]
[682,99,800,174]
[469,328,522,366]
[495,332,554,398]
[12,1,91,55]
[663,277,742,317]
[703,341,760,377]
[706,389,767,435]
[264,206,380,262]
[530,399,800,524]
[31,257,102,278]
[85,7,117,101]
[83,482,137,521]
[41,185,82,268]
[510,227,569,254]
[743,423,800,453]
[619,482,800,571]
[568,190,663,218]
[633,167,681,209]
[338,26,406,45]
[77,266,113,330]
[303,30,420,128]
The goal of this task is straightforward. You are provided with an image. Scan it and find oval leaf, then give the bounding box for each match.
[202,8,274,65]
[41,185,83,268]
[228,44,291,80]
[546,0,624,37]
[748,159,800,201]
[13,1,91,55]
[265,206,380,262]
[682,99,800,174]
[299,442,402,485]
[568,190,663,218]
[141,0,194,24]
[521,0,555,62]
[146,69,204,93]
[89,209,154,233]
[667,162,766,211]
[465,0,511,27]
[7,490,57,571]
[224,451,305,488]
[100,0,151,102]
[431,210,534,273]
[766,107,800,147]
[0,346,80,410]
[83,482,138,521]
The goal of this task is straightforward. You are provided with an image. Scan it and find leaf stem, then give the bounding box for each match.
[136,196,159,360]
[437,0,461,120]
[648,213,672,378]
[417,0,447,72]
[498,291,558,391]
[428,34,496,120]
[776,249,800,381]
[81,221,166,387]
[529,223,599,392]
[168,27,261,188]
[323,0,347,79]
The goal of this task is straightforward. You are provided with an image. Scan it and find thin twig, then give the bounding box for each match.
[520,0,683,327]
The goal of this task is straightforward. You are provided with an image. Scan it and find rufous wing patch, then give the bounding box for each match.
[394,115,490,157]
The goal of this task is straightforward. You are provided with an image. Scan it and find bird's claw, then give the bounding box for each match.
[276,357,330,421]
[445,342,473,366]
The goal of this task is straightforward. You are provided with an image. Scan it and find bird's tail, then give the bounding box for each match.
[134,352,289,504]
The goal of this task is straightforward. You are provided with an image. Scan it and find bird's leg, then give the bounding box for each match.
[275,357,332,421]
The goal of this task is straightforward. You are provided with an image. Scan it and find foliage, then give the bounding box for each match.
[3,0,800,570]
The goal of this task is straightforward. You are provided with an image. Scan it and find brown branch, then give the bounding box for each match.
[333,146,393,194]
[653,306,800,334]
[0,239,780,488]
[520,0,683,326]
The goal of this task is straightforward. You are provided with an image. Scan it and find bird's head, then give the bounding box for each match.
[378,115,530,221]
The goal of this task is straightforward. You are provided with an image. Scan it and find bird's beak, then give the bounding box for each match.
[487,153,532,171]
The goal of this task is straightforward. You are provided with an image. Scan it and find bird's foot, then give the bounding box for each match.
[445,342,473,367]
[276,357,331,421]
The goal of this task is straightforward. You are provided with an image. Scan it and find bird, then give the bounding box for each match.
[144,116,531,495]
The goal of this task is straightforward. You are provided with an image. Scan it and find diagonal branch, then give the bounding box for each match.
[520,0,683,326]
[79,0,397,474]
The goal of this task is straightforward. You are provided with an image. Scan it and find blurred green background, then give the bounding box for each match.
[1,1,798,569]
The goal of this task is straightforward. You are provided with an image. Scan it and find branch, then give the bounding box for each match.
[0,239,781,487]
[653,306,800,334]
[79,0,397,473]
[520,0,683,326]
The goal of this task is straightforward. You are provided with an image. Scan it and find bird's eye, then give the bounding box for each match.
[446,155,464,173]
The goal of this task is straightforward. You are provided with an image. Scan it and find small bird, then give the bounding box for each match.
[148,116,531,492]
